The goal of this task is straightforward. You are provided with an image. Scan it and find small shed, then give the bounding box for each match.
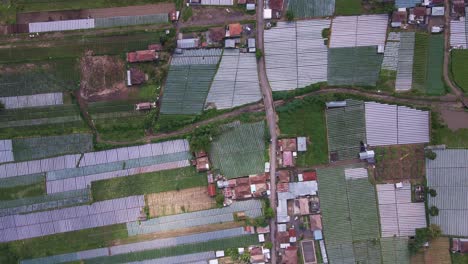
[452,238,468,253]
[313,230,323,240]
[177,38,200,49]
[392,10,407,28]
[310,214,322,231]
[279,138,297,152]
[227,23,242,38]
[277,170,291,183]
[431,6,444,16]
[215,250,225,258]
[297,137,307,152]
[258,234,265,242]
[302,171,317,181]
[225,39,236,48]
[264,9,272,19]
[282,246,298,264]
[246,3,255,10]
[135,102,156,111]
[248,38,256,52]
[195,156,210,172]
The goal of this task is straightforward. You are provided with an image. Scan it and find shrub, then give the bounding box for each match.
[264,207,275,219]
[428,188,437,197]
[225,248,239,260]
[286,10,295,21]
[425,149,437,160]
[429,206,439,216]
[256,49,263,60]
[182,7,193,22]
[322,28,330,39]
[215,193,225,207]
[264,242,273,249]
[0,101,4,110]
[188,125,220,152]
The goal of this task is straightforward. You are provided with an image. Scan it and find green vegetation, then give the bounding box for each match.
[15,0,167,12]
[335,0,361,15]
[376,70,397,93]
[412,33,429,92]
[425,149,437,160]
[0,181,46,201]
[175,0,184,10]
[94,115,148,142]
[408,225,442,255]
[0,121,89,139]
[431,112,468,148]
[452,253,468,264]
[91,167,206,201]
[429,206,439,216]
[0,224,127,261]
[322,28,330,39]
[426,35,445,95]
[286,10,295,21]
[85,235,257,264]
[256,49,263,60]
[451,49,468,94]
[428,188,437,197]
[272,82,323,101]
[182,7,193,22]
[0,1,16,24]
[277,97,328,167]
[188,125,220,152]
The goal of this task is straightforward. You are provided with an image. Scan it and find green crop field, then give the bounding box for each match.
[335,0,362,15]
[15,0,168,12]
[381,237,410,264]
[277,97,328,167]
[91,167,206,201]
[452,253,468,264]
[426,35,445,95]
[209,121,266,179]
[451,49,468,94]
[85,235,258,264]
[0,224,128,262]
[288,0,335,18]
[412,33,429,92]
[0,181,46,201]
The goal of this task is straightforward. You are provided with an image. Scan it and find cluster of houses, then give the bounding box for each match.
[391,0,448,32]
[209,242,271,264]
[277,137,307,167]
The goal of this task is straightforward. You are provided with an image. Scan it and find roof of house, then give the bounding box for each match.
[208,183,217,197]
[127,50,157,63]
[256,225,270,233]
[277,182,289,192]
[279,138,297,151]
[431,0,444,4]
[129,67,146,85]
[177,38,199,49]
[413,7,427,16]
[225,39,236,48]
[309,214,322,231]
[269,0,284,11]
[392,11,407,22]
[282,151,294,167]
[238,0,247,3]
[249,173,267,184]
[302,171,317,181]
[148,43,163,51]
[288,228,296,238]
[282,246,298,264]
[431,6,444,15]
[298,198,310,215]
[237,177,250,185]
[277,170,291,183]
[234,184,252,199]
[278,231,290,243]
[453,238,468,253]
[196,156,210,171]
[229,23,242,37]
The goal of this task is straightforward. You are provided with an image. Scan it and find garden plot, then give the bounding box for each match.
[365,102,430,146]
[0,195,144,242]
[426,35,445,95]
[395,32,415,91]
[326,99,366,161]
[264,20,330,91]
[287,0,335,18]
[450,19,467,48]
[127,200,262,236]
[329,15,388,48]
[0,139,13,163]
[0,93,63,109]
[380,237,410,264]
[376,183,426,237]
[209,121,265,178]
[318,166,381,264]
[327,46,383,86]
[147,187,215,217]
[205,49,261,109]
[46,140,191,194]
[12,133,93,162]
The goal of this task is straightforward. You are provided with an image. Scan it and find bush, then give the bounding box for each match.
[215,193,225,207]
[188,125,220,152]
[425,149,437,160]
[286,10,295,21]
[429,206,439,216]
[322,28,330,39]
[256,49,263,60]
[0,101,4,110]
[264,241,273,249]
[225,248,240,260]
[264,207,275,219]
[428,188,437,197]
[182,7,193,22]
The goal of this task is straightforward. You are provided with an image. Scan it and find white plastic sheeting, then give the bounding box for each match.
[330,15,388,48]
[382,42,400,71]
[0,93,63,109]
[171,48,222,65]
[0,139,13,163]
[201,0,233,5]
[205,49,261,109]
[264,20,330,91]
[377,184,426,237]
[450,20,467,48]
[29,19,95,33]
[0,196,144,242]
[395,33,415,91]
[365,102,429,146]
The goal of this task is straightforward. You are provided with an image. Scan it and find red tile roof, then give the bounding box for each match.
[148,43,163,51]
[277,170,290,183]
[269,0,284,11]
[207,183,217,197]
[229,23,242,37]
[288,228,296,238]
[127,50,158,63]
[277,182,289,192]
[302,171,317,181]
[249,174,267,184]
[413,7,427,16]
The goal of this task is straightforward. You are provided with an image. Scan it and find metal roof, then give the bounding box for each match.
[29,19,95,33]
[0,93,63,109]
[201,0,234,5]
[426,149,468,236]
[376,183,427,237]
[177,38,200,49]
[297,137,307,152]
[0,139,13,163]
[330,15,388,48]
[395,0,422,8]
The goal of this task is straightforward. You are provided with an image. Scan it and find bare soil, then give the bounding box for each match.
[146,187,216,217]
[439,108,468,130]
[79,54,127,102]
[180,6,255,27]
[371,144,425,184]
[17,3,175,24]
[411,237,451,264]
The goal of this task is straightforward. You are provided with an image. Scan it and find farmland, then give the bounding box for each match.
[287,0,335,18]
[15,0,168,12]
[0,181,45,201]
[277,97,328,167]
[412,33,429,92]
[335,0,362,15]
[451,49,468,93]
[91,167,206,201]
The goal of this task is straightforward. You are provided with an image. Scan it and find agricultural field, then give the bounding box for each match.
[432,114,468,147]
[287,0,335,18]
[12,133,93,161]
[335,0,362,15]
[277,97,328,167]
[372,144,425,183]
[147,187,216,217]
[14,0,169,13]
[209,121,266,179]
[452,253,468,264]
[412,34,445,95]
[0,180,45,201]
[451,49,468,94]
[412,33,429,92]
[91,167,206,201]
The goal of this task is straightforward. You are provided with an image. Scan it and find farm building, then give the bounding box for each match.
[209,27,225,43]
[395,32,415,91]
[409,7,428,24]
[310,214,322,231]
[0,92,63,109]
[426,148,468,236]
[135,102,156,110]
[126,50,158,63]
[127,68,146,86]
[299,171,317,181]
[452,238,468,253]
[282,246,298,264]
[297,137,307,152]
[278,138,297,152]
[277,170,291,183]
[376,183,427,237]
[396,0,422,8]
[392,10,408,28]
[277,181,318,223]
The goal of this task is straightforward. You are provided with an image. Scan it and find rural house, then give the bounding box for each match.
[127,50,158,63]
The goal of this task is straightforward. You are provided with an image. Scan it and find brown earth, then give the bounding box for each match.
[439,108,468,130]
[79,54,127,102]
[111,221,243,246]
[411,237,451,264]
[180,6,255,27]
[147,187,216,217]
[371,144,425,184]
[17,3,175,24]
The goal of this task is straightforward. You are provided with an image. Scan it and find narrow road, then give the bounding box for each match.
[443,0,467,106]
[255,1,279,263]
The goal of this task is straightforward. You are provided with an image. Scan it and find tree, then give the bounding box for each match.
[255,49,263,60]
[264,207,275,219]
[264,241,273,249]
[425,149,437,160]
[240,252,250,262]
[286,10,295,21]
[188,125,219,152]
[428,188,437,197]
[429,206,439,216]
[225,248,240,260]
[215,193,225,207]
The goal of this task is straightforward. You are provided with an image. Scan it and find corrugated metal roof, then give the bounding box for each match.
[201,0,234,5]
[426,149,468,236]
[0,139,13,163]
[450,20,467,48]
[177,38,200,49]
[330,15,388,48]
[395,0,421,8]
[29,19,95,33]
[344,168,368,180]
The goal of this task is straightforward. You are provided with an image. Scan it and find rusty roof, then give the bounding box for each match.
[229,23,242,37]
[279,138,297,152]
[283,151,294,167]
[127,50,157,63]
[413,7,427,16]
[269,0,284,11]
[277,170,290,183]
[302,171,317,181]
[249,174,267,184]
[309,214,322,231]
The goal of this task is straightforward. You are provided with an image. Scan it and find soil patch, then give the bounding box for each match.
[0,62,47,74]
[439,108,468,130]
[79,54,127,102]
[411,237,451,264]
[370,144,425,184]
[17,3,175,24]
[146,186,216,217]
[180,6,255,26]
